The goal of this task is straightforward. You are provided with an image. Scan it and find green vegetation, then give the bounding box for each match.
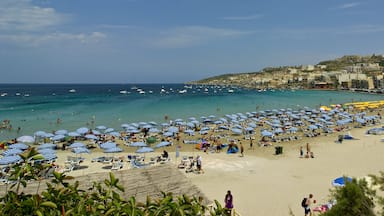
[0,148,230,216]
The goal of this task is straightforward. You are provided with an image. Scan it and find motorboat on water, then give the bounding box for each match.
[69,89,76,93]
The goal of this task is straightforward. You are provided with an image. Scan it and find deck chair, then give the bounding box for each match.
[111,161,123,170]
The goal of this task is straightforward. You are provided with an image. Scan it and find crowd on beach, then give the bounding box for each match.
[1,100,384,214]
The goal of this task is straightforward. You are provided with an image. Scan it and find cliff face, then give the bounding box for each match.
[190,54,384,90]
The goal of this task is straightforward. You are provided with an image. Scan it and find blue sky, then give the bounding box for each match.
[1,0,383,83]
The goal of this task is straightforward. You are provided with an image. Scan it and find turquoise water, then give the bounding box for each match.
[0,84,382,141]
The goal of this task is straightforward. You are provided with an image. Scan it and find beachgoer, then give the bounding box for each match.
[249,139,254,150]
[300,146,304,158]
[240,142,244,157]
[303,194,314,216]
[224,190,234,214]
[196,155,203,173]
[306,143,310,154]
[162,150,168,158]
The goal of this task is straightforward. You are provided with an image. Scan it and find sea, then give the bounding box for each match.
[0,83,383,141]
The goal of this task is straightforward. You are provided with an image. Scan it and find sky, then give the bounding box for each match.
[1,0,383,84]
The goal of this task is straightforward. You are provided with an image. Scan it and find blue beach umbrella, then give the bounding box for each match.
[109,132,121,137]
[100,142,117,149]
[37,143,56,149]
[55,130,68,135]
[72,147,90,154]
[104,147,123,153]
[104,128,115,133]
[68,142,86,149]
[17,135,35,143]
[96,125,107,130]
[41,153,57,161]
[130,141,147,147]
[9,143,29,150]
[261,130,273,137]
[332,176,352,187]
[37,148,56,155]
[2,148,23,156]
[136,147,154,154]
[0,155,22,165]
[231,128,242,135]
[68,132,81,137]
[76,127,89,134]
[85,134,99,140]
[51,134,65,141]
[155,141,171,148]
[34,131,47,137]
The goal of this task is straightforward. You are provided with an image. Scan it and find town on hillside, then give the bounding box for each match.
[192,54,384,93]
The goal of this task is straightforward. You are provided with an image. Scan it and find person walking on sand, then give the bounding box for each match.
[300,146,304,158]
[196,155,204,174]
[224,190,234,214]
[303,193,314,216]
[240,142,244,157]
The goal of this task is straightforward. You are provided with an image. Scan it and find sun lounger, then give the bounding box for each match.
[183,140,199,144]
[131,160,149,169]
[62,164,75,173]
[111,161,123,170]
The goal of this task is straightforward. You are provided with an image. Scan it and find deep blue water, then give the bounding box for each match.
[0,84,382,141]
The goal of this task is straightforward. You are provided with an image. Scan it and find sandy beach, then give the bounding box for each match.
[43,119,384,216]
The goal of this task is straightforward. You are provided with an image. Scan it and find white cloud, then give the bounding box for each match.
[0,0,107,47]
[0,0,68,32]
[0,32,107,46]
[152,26,253,48]
[221,14,263,21]
[339,2,361,9]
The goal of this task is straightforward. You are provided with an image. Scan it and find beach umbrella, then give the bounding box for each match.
[43,133,55,138]
[34,131,47,137]
[37,143,56,149]
[104,147,123,153]
[308,125,318,130]
[96,125,107,130]
[155,141,171,148]
[0,155,22,165]
[17,135,35,143]
[332,176,352,187]
[148,128,160,133]
[37,148,56,155]
[41,153,57,161]
[149,121,158,126]
[100,142,117,149]
[167,126,179,133]
[130,141,147,147]
[51,134,65,141]
[163,132,174,137]
[184,129,195,136]
[68,132,81,137]
[2,148,23,156]
[72,147,90,154]
[85,134,99,140]
[104,128,115,133]
[231,128,242,135]
[136,147,154,154]
[261,130,273,137]
[55,130,68,135]
[108,131,120,137]
[76,127,89,134]
[9,143,29,150]
[68,142,86,149]
[92,130,101,135]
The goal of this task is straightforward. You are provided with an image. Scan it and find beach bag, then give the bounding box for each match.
[301,198,307,208]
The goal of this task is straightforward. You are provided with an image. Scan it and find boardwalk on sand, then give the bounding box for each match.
[0,164,211,205]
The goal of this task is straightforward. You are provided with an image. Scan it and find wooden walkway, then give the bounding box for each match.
[0,164,210,204]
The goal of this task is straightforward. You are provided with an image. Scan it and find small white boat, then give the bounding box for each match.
[15,92,21,96]
[227,89,234,93]
[179,89,187,94]
[0,93,7,97]
[119,90,128,94]
[69,89,76,93]
[24,94,30,97]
